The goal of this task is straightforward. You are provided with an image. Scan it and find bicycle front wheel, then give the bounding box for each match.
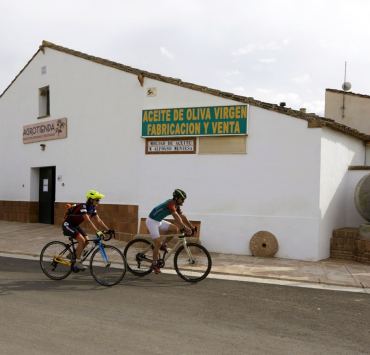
[90,245,126,286]
[123,238,153,276]
[174,243,212,282]
[40,241,72,280]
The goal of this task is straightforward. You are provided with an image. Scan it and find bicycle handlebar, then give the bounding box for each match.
[101,230,115,241]
[179,226,197,237]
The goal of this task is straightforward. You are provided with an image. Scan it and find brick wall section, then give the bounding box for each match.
[54,202,138,239]
[0,201,38,222]
[331,227,370,264]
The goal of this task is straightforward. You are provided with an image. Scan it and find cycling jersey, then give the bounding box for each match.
[64,203,97,226]
[148,199,182,222]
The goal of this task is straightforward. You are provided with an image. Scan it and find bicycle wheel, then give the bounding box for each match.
[174,242,212,282]
[90,245,126,286]
[123,238,153,276]
[40,241,72,280]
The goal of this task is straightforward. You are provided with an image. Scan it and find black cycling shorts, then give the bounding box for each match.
[62,221,87,238]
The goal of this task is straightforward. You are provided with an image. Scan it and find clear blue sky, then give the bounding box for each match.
[1,0,369,115]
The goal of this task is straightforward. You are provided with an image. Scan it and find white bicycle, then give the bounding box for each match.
[123,230,212,283]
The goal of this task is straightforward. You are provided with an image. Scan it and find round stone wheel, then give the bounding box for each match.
[250,231,278,257]
[354,174,370,222]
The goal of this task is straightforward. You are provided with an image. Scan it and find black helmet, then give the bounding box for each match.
[173,189,187,200]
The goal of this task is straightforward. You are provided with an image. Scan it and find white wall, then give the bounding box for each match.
[137,93,322,259]
[318,128,365,259]
[0,47,355,260]
[0,49,145,204]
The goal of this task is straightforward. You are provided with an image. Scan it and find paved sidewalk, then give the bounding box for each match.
[1,221,370,292]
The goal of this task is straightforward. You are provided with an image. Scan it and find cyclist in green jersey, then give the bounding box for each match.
[146,189,194,274]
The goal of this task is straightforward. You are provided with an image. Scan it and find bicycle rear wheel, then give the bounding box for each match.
[90,245,126,286]
[40,241,72,280]
[123,238,153,276]
[174,243,212,282]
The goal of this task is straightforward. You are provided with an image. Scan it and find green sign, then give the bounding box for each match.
[142,105,248,137]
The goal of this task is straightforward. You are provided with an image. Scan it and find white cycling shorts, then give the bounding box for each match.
[146,217,171,239]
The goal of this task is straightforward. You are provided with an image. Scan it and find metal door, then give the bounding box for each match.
[39,167,55,224]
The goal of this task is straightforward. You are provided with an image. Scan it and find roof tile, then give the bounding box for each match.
[1,40,370,142]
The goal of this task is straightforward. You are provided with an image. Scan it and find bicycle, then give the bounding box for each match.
[40,230,126,286]
[123,229,212,283]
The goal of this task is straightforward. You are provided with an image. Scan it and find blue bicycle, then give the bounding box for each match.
[40,230,126,286]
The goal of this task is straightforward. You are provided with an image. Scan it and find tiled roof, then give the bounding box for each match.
[2,40,370,142]
[326,88,370,100]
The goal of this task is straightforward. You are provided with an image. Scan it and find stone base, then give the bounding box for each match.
[331,227,370,264]
[359,223,370,240]
[55,202,138,237]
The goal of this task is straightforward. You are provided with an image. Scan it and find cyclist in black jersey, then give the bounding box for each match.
[62,189,111,270]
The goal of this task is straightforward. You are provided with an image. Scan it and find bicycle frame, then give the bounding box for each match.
[137,234,196,264]
[56,237,109,267]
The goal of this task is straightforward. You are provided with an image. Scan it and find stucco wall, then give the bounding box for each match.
[318,128,365,259]
[325,90,370,134]
[137,95,323,259]
[0,47,352,260]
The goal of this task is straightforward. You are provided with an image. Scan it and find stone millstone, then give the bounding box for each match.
[354,173,370,222]
[249,231,278,257]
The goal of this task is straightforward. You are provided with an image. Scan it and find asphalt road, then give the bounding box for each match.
[0,256,370,355]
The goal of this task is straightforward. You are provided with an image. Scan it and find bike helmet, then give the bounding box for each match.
[86,189,105,200]
[173,189,187,200]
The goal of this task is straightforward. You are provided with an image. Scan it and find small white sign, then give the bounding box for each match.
[146,138,196,154]
[43,179,48,192]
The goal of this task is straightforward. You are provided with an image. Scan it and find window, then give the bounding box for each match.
[38,86,50,118]
[198,136,247,154]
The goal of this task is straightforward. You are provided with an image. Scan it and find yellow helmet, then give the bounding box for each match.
[86,189,105,200]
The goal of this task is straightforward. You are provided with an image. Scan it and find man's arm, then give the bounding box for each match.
[83,214,100,233]
[91,214,109,231]
[180,214,195,230]
[171,212,192,234]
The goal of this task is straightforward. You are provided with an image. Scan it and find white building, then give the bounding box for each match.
[1,41,369,261]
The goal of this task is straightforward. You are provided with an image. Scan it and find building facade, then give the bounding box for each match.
[1,41,369,261]
[325,88,370,134]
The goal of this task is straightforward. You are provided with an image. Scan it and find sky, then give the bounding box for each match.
[1,0,370,115]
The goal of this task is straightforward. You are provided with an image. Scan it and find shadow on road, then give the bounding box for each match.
[0,256,197,295]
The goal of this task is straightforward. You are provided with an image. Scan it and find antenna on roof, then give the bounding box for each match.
[342,61,351,91]
[341,61,351,119]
